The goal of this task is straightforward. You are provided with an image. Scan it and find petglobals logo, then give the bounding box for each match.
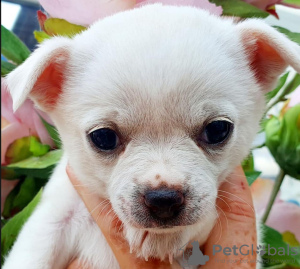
[179,241,209,268]
[178,241,300,268]
[212,244,300,257]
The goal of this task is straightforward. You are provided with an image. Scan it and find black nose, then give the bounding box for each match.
[144,189,184,219]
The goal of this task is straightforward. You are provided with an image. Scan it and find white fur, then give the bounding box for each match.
[3,4,300,269]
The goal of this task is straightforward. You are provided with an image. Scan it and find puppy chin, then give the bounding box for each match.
[124,213,216,261]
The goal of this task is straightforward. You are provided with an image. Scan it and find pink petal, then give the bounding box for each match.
[251,178,281,215]
[2,78,54,147]
[1,122,30,165]
[289,86,300,107]
[136,0,222,15]
[244,0,282,10]
[266,201,300,242]
[32,111,54,147]
[39,0,136,26]
[1,78,18,124]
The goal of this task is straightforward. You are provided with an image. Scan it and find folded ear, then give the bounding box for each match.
[237,20,300,91]
[5,36,72,112]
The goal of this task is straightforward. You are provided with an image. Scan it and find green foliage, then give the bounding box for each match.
[1,61,16,76]
[245,171,261,186]
[266,73,289,102]
[29,137,51,157]
[242,154,261,186]
[282,0,300,5]
[285,73,300,96]
[1,25,30,65]
[2,177,47,219]
[274,26,300,46]
[3,136,51,166]
[2,149,63,180]
[1,190,42,265]
[262,225,300,268]
[33,30,51,43]
[209,0,269,18]
[40,117,62,148]
[265,105,300,179]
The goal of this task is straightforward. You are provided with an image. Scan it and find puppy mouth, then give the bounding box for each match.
[124,204,201,230]
[119,191,208,230]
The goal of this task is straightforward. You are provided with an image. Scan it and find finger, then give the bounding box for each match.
[66,259,90,269]
[66,165,121,234]
[202,166,257,269]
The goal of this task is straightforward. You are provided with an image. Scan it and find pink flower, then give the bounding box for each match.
[288,86,300,108]
[1,78,54,165]
[136,0,222,15]
[39,0,222,26]
[244,0,282,11]
[251,178,300,241]
[244,0,300,18]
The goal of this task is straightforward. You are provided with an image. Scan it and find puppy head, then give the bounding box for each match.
[6,4,300,260]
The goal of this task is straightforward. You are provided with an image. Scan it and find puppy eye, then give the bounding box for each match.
[89,128,119,151]
[200,120,232,145]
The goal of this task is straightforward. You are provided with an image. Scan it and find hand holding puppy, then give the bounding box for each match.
[66,165,256,269]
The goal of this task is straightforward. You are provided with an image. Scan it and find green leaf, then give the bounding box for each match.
[273,26,300,46]
[266,73,289,102]
[209,0,269,18]
[265,105,300,179]
[40,116,61,148]
[2,177,47,219]
[261,225,300,268]
[1,136,51,180]
[2,180,22,218]
[282,0,300,7]
[1,61,16,76]
[29,137,50,157]
[6,149,62,170]
[1,189,42,265]
[2,165,56,180]
[1,25,31,65]
[242,153,255,172]
[33,30,51,43]
[43,18,86,37]
[4,137,33,164]
[242,153,261,185]
[1,219,8,229]
[259,118,270,133]
[245,170,261,186]
[2,150,62,180]
[285,73,300,96]
[282,231,300,248]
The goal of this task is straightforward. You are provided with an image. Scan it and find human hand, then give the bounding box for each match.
[201,165,257,269]
[65,166,180,269]
[66,165,256,269]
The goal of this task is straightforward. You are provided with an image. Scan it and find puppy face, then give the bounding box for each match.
[6,4,300,261]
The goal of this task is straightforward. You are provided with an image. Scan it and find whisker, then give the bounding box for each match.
[218,190,255,214]
[218,194,246,217]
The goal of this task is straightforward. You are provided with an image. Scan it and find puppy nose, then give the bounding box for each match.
[144,189,184,219]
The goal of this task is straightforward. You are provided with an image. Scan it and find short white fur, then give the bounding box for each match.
[3,4,300,269]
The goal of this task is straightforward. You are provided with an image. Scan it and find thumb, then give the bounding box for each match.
[202,166,257,269]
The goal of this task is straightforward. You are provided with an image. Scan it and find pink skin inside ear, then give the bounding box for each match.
[250,38,284,86]
[241,32,286,89]
[31,61,65,110]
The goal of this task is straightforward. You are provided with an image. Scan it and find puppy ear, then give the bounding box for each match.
[237,20,300,91]
[5,36,72,112]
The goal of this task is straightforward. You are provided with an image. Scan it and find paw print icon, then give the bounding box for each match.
[256,245,266,256]
[179,240,209,268]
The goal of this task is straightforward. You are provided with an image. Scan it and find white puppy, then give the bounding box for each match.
[3,4,300,269]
